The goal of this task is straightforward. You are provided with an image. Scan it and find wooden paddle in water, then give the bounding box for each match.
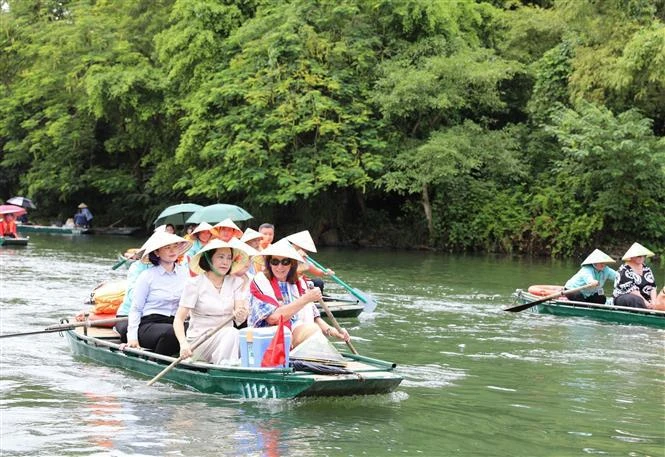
[146,316,233,386]
[306,255,378,313]
[318,299,358,355]
[504,282,598,313]
[0,316,128,339]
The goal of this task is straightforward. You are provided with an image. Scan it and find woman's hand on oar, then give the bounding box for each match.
[318,298,358,355]
[504,281,599,313]
[146,316,233,386]
[305,255,378,313]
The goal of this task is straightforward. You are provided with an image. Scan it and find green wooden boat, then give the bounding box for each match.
[513,290,665,328]
[64,327,402,399]
[17,224,88,235]
[0,236,29,246]
[318,295,364,318]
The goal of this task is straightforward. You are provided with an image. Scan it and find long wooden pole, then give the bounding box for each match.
[146,316,233,386]
[0,317,128,339]
[504,282,598,313]
[318,299,358,355]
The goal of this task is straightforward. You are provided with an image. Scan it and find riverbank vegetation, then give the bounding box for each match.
[1,0,663,256]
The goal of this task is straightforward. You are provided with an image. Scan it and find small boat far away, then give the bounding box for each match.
[512,289,665,328]
[0,236,29,247]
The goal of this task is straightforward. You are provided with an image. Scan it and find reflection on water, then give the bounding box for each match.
[1,235,664,456]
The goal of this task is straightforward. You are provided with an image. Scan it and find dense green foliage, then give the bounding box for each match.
[1,0,664,256]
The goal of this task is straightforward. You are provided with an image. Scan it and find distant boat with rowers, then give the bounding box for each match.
[512,288,665,328]
[17,223,89,235]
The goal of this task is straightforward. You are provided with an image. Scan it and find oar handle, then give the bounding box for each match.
[306,255,369,304]
[146,316,233,386]
[111,257,129,270]
[504,282,599,313]
[318,299,358,355]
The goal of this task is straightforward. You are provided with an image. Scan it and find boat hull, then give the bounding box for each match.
[65,330,401,399]
[513,290,665,328]
[0,237,29,246]
[17,224,87,235]
[318,296,364,318]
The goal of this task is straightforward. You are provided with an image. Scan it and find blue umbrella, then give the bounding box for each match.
[6,196,36,209]
[154,203,204,227]
[185,204,253,225]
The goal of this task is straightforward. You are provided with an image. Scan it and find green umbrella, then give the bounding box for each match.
[154,203,204,227]
[185,204,253,225]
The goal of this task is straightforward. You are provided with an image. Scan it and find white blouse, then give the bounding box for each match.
[178,274,246,340]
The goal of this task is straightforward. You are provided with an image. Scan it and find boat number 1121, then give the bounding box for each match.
[243,383,278,399]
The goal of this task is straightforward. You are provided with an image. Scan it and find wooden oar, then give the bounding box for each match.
[318,299,358,355]
[0,316,128,339]
[146,316,233,386]
[306,255,378,313]
[504,282,598,313]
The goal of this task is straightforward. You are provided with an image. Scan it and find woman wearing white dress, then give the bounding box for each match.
[173,238,258,364]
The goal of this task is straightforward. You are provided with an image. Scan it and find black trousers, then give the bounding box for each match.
[115,314,183,356]
[614,294,647,309]
[566,292,607,304]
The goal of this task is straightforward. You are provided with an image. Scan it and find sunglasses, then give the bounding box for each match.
[269,258,293,266]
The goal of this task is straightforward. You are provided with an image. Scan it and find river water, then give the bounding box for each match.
[1,235,663,456]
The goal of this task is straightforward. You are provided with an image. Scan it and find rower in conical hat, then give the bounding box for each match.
[563,248,618,304]
[286,230,334,293]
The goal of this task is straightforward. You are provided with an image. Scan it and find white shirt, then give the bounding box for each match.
[179,274,246,340]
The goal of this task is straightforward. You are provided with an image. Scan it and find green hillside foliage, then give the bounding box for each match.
[1,0,663,255]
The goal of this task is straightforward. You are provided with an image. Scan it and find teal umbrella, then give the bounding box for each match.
[185,204,253,225]
[154,203,204,227]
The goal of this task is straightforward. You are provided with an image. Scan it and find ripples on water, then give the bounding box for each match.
[1,240,664,455]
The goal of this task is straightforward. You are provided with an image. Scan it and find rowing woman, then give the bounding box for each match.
[564,249,617,304]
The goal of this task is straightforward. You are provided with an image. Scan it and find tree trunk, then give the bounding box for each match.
[421,183,433,238]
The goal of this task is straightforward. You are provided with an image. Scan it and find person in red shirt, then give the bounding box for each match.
[0,213,18,238]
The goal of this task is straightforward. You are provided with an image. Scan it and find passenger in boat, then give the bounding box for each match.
[213,218,243,242]
[258,223,275,250]
[184,222,215,272]
[248,239,349,348]
[124,232,192,355]
[613,243,658,309]
[0,213,18,238]
[165,224,176,234]
[73,203,93,228]
[286,230,334,293]
[240,228,264,275]
[114,250,152,342]
[173,239,257,364]
[564,249,617,304]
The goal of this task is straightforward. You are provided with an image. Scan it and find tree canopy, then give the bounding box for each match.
[1,0,663,255]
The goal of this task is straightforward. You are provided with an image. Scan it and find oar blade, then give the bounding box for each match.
[353,288,378,313]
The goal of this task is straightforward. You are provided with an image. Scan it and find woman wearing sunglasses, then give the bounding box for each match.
[248,239,350,348]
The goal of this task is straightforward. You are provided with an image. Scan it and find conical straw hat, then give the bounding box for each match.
[581,249,615,265]
[213,218,242,232]
[286,230,317,253]
[240,227,262,243]
[621,242,655,261]
[140,232,191,261]
[260,238,304,262]
[192,221,214,235]
[190,238,259,275]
